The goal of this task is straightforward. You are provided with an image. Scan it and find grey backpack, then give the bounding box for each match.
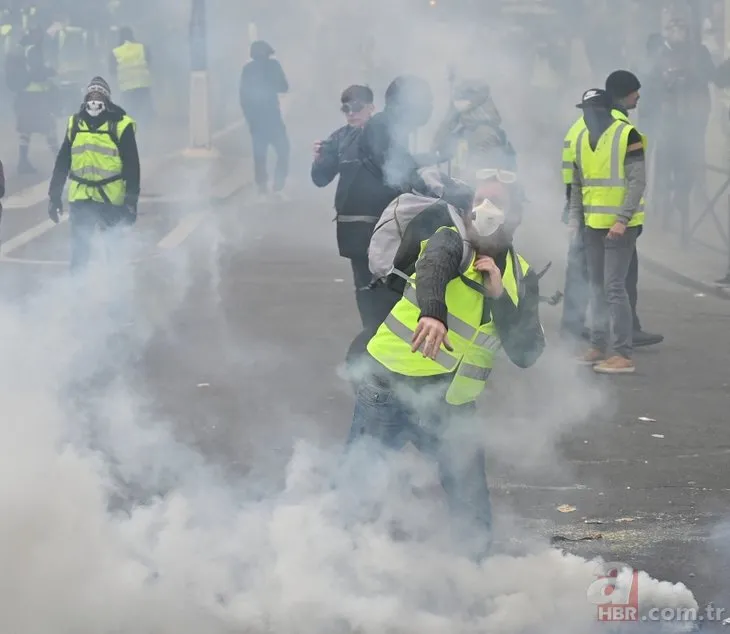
[367,166,474,290]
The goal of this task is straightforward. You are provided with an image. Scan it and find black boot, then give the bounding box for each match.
[633,330,664,347]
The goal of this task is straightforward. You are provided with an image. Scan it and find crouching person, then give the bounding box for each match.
[345,173,545,560]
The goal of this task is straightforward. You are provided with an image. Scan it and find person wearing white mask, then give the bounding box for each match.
[343,169,545,562]
[48,76,140,271]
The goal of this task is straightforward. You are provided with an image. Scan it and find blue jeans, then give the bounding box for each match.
[346,372,492,560]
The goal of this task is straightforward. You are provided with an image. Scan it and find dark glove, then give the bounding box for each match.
[122,202,137,225]
[48,199,63,223]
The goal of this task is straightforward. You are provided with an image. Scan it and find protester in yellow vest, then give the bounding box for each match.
[568,70,646,375]
[14,41,57,174]
[346,171,545,561]
[47,76,141,271]
[109,27,153,125]
[560,89,664,350]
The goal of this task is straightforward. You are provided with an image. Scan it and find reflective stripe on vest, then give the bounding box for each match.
[574,120,645,229]
[562,116,586,185]
[367,226,529,406]
[24,80,50,92]
[67,114,135,205]
[113,41,152,91]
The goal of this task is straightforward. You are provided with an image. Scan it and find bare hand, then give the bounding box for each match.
[474,256,504,298]
[607,221,626,240]
[412,317,453,359]
[313,141,323,160]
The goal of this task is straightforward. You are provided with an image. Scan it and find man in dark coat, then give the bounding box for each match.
[239,40,290,200]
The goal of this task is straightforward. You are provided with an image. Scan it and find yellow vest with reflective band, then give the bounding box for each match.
[610,108,648,149]
[112,41,152,92]
[574,118,646,230]
[562,116,586,185]
[67,114,136,205]
[367,226,530,406]
[58,27,88,73]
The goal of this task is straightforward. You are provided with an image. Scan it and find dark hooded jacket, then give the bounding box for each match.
[431,80,516,175]
[49,103,140,206]
[239,40,288,127]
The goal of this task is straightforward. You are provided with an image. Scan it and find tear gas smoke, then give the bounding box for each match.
[0,0,707,631]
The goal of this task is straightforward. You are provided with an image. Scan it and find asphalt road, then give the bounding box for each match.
[1,157,729,621]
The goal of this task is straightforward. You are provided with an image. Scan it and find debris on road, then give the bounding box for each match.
[197,383,210,388]
[584,519,604,525]
[616,517,635,523]
[652,434,665,439]
[638,416,656,422]
[334,278,344,282]
[557,504,576,513]
[551,533,602,543]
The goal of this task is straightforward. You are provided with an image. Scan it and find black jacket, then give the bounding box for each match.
[239,57,288,126]
[311,124,377,259]
[48,105,141,206]
[328,109,437,259]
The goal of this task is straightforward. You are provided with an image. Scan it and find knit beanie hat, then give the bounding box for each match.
[605,70,641,99]
[85,76,111,101]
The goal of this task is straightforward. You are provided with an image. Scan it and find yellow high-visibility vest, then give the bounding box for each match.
[574,118,646,229]
[562,116,585,185]
[67,114,136,206]
[367,226,530,406]
[112,41,151,92]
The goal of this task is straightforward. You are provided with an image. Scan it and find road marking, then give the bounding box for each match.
[157,211,207,249]
[2,119,244,211]
[4,179,52,210]
[0,216,67,256]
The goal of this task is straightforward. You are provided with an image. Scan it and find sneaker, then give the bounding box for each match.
[593,355,635,374]
[578,348,605,365]
[271,190,290,202]
[633,330,664,347]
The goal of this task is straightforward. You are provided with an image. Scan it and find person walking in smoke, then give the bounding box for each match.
[239,40,290,201]
[47,76,140,271]
[345,172,545,560]
[311,84,377,329]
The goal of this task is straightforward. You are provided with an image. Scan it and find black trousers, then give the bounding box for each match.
[560,226,642,338]
[345,255,401,369]
[249,120,290,193]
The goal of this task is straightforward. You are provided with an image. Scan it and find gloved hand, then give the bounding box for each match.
[48,199,63,223]
[122,201,137,226]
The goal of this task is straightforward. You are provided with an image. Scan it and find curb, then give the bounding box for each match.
[641,256,730,301]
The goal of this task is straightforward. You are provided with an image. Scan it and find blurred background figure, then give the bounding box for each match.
[642,11,715,245]
[431,78,516,182]
[10,35,57,174]
[109,26,153,129]
[239,39,290,201]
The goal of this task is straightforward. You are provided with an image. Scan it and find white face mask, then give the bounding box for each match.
[471,198,505,238]
[85,100,106,117]
[453,99,471,112]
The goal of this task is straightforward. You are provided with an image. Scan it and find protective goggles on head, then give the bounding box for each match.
[475,168,518,184]
[341,100,367,115]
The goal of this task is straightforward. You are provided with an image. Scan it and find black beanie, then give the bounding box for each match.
[605,70,641,99]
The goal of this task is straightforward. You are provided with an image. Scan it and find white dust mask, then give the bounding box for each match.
[471,197,505,238]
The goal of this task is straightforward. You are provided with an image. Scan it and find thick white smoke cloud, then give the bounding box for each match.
[0,0,706,631]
